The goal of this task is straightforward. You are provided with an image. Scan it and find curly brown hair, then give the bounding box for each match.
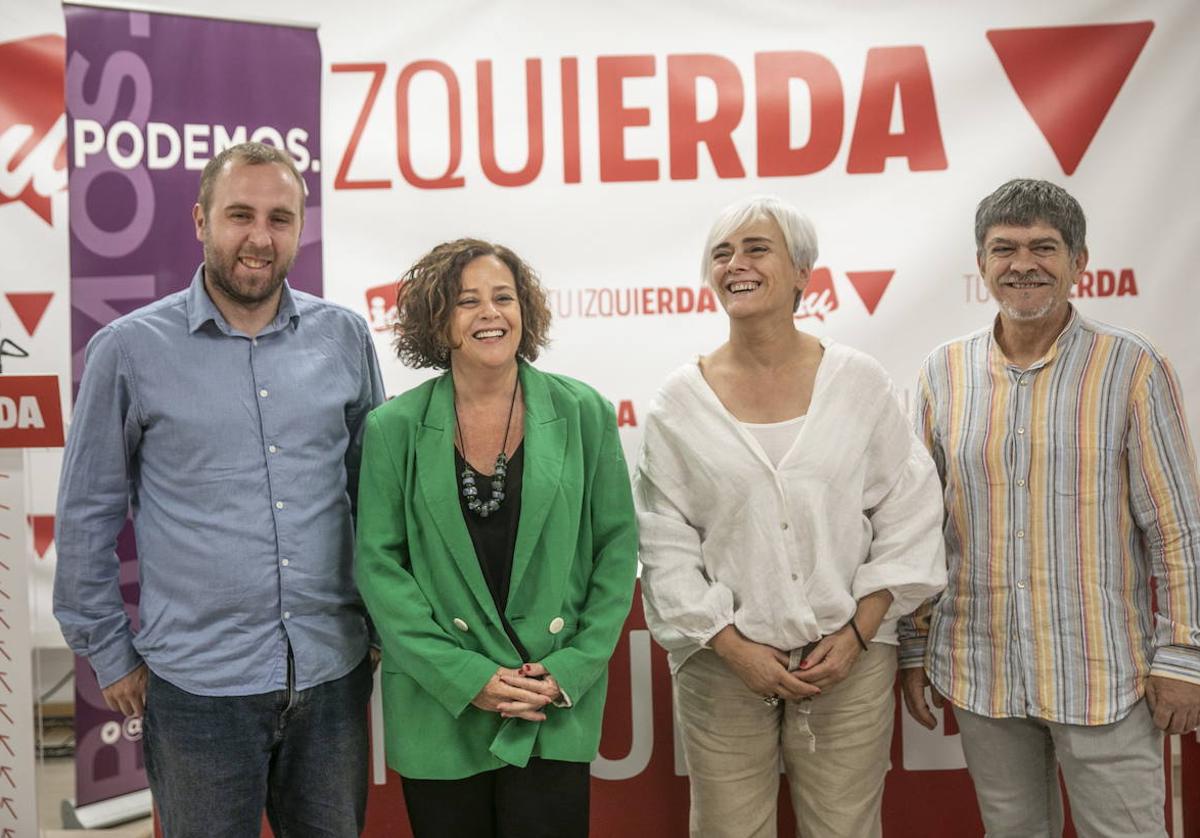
[393,238,552,369]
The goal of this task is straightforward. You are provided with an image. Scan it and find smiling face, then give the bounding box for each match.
[447,254,523,374]
[709,217,808,319]
[193,160,304,309]
[979,222,1086,326]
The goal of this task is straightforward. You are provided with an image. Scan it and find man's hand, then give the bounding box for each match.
[471,667,552,722]
[792,626,863,690]
[1146,675,1200,734]
[710,626,819,701]
[900,665,944,730]
[101,664,148,718]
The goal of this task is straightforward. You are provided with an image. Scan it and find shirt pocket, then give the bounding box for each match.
[1053,444,1122,505]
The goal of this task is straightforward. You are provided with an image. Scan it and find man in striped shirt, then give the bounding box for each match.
[900,179,1200,836]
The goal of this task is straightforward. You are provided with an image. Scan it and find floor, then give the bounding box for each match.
[36,716,154,838]
[36,757,153,837]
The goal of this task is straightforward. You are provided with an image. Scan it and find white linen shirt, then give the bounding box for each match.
[634,341,946,672]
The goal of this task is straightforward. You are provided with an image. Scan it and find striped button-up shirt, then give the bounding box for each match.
[899,308,1200,725]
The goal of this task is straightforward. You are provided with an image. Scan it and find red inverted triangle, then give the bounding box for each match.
[987,22,1153,175]
[5,292,54,337]
[27,515,55,559]
[845,271,895,315]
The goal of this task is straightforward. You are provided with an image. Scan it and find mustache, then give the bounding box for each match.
[1000,270,1052,285]
[238,248,274,260]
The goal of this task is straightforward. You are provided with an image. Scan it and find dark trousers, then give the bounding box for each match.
[401,757,590,838]
[143,655,372,837]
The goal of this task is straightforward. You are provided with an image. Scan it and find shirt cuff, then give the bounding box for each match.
[699,619,735,650]
[94,650,146,691]
[1150,645,1200,687]
[552,687,573,709]
[897,637,928,670]
[83,625,144,690]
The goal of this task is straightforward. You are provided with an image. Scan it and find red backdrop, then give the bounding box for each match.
[157,582,1187,837]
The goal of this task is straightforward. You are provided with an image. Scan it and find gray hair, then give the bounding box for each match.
[701,195,818,285]
[975,179,1086,257]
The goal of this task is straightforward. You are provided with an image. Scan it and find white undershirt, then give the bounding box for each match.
[741,414,806,467]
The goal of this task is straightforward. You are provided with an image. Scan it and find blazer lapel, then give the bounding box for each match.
[510,364,565,599]
[416,374,505,628]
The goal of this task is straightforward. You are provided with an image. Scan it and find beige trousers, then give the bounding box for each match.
[674,644,897,838]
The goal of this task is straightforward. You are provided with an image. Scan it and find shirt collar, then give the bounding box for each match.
[989,303,1083,373]
[185,264,300,336]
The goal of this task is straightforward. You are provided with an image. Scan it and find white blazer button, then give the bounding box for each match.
[548,617,565,634]
[453,618,469,632]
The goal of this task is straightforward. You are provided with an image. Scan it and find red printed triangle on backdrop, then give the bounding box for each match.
[987,22,1153,175]
[845,271,895,315]
[5,292,54,337]
[27,515,55,559]
[942,703,959,736]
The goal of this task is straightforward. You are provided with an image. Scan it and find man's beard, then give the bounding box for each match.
[997,270,1059,321]
[203,237,293,306]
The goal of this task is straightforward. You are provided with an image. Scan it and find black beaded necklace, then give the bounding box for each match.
[454,376,520,518]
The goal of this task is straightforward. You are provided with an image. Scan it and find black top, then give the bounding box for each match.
[456,442,528,660]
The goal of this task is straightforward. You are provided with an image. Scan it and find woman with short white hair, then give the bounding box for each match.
[635,195,946,837]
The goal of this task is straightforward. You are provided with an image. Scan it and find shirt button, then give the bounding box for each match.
[1018,479,1026,487]
[259,388,269,398]
[1016,581,1026,590]
[453,618,469,632]
[1017,427,1025,435]
[1016,530,1025,538]
[281,559,289,567]
[781,522,789,530]
[1019,377,1028,386]
[268,445,278,454]
[283,611,291,619]
[548,617,565,635]
[275,500,285,510]
[791,573,798,581]
[252,338,258,346]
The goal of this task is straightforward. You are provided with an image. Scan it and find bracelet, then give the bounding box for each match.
[848,617,869,652]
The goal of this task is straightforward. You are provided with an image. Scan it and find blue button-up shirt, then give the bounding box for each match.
[54,267,386,696]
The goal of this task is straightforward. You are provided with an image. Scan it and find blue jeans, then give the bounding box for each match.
[143,654,372,837]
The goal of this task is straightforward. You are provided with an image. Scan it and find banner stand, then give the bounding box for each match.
[61,787,152,829]
[0,375,65,835]
[0,447,40,835]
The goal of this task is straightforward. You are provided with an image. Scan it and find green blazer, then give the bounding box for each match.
[355,362,638,779]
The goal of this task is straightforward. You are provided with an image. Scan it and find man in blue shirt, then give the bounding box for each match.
[54,142,386,836]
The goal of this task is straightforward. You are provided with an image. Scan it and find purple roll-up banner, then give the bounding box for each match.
[64,4,321,809]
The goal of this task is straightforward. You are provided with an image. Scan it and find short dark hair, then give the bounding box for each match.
[975,178,1086,257]
[197,141,306,218]
[393,238,551,370]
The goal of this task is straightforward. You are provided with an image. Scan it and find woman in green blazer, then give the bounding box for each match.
[355,238,638,837]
